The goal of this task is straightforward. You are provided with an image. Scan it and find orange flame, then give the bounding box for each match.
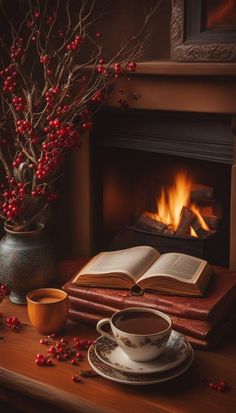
[146,171,210,237]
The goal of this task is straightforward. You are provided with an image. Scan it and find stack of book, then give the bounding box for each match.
[62,246,236,349]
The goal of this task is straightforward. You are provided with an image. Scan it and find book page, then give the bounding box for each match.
[75,246,160,282]
[138,253,206,283]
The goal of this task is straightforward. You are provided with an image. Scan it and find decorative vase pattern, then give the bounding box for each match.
[0,224,56,305]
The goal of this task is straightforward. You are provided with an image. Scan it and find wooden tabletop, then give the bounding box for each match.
[1,297,236,413]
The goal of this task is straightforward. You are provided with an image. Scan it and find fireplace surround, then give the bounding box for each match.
[90,108,233,267]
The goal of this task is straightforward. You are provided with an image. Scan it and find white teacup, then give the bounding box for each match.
[96,307,172,362]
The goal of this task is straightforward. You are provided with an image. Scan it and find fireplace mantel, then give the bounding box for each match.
[109,61,236,114]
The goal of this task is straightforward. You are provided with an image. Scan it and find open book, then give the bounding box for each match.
[72,246,213,296]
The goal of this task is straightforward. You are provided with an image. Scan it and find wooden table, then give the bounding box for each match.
[1,297,236,413]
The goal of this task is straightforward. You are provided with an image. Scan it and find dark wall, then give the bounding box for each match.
[0,0,171,61]
[90,0,171,61]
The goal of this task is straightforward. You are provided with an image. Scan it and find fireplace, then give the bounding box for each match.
[90,108,234,268]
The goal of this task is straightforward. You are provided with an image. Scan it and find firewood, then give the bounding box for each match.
[163,228,175,236]
[191,215,212,238]
[176,207,194,236]
[202,215,220,231]
[190,184,214,201]
[136,215,167,234]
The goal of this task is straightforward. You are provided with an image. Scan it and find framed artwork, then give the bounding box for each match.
[171,0,236,61]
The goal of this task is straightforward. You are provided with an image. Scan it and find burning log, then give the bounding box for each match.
[191,216,212,238]
[136,214,167,234]
[202,215,220,231]
[176,207,195,236]
[190,184,214,201]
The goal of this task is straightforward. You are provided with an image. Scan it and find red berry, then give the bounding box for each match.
[72,375,81,382]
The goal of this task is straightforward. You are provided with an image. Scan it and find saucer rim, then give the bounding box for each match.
[88,341,194,386]
[94,330,190,374]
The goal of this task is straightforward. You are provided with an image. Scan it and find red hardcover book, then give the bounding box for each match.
[68,295,236,341]
[64,266,236,323]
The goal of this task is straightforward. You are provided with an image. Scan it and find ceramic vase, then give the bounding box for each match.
[0,223,56,305]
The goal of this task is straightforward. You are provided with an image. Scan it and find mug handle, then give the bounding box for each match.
[96,318,114,340]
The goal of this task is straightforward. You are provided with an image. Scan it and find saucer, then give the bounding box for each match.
[88,340,194,385]
[95,330,189,374]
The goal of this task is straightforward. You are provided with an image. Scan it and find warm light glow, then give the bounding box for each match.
[145,171,211,237]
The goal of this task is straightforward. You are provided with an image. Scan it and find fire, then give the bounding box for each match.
[145,171,210,237]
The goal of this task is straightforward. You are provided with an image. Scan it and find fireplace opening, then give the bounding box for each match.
[136,170,220,239]
[91,109,233,267]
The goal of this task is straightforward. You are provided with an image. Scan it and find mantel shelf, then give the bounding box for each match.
[109,60,236,113]
[135,60,236,77]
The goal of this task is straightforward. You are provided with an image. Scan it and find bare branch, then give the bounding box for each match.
[0,0,158,229]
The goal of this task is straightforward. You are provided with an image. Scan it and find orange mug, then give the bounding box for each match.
[26,288,68,334]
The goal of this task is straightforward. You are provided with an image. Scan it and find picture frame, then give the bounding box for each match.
[171,0,236,62]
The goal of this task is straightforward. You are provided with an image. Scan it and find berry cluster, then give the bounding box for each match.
[44,89,57,109]
[10,39,24,61]
[35,353,53,366]
[38,334,95,366]
[46,120,79,146]
[40,54,51,65]
[35,120,80,180]
[97,59,108,77]
[12,96,27,112]
[37,334,97,381]
[1,182,26,220]
[209,380,229,392]
[5,316,22,330]
[0,65,18,93]
[67,35,83,51]
[35,153,62,181]
[15,119,32,136]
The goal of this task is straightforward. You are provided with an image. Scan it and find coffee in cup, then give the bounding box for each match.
[96,307,172,362]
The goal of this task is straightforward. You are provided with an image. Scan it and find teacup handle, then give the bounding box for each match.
[96,318,114,340]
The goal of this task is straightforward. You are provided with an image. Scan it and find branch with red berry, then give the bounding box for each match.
[0,0,160,232]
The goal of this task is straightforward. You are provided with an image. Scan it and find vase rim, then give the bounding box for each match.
[4,222,45,235]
